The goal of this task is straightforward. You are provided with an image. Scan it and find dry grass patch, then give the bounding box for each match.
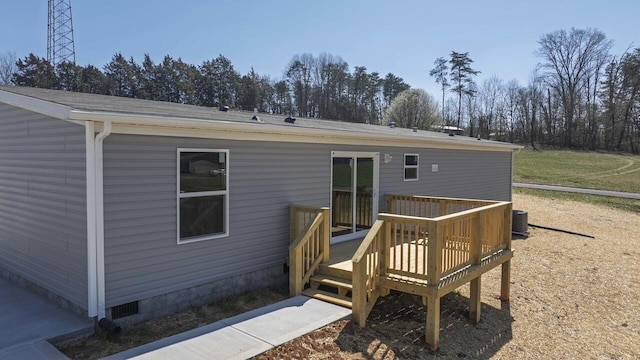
[57,286,289,360]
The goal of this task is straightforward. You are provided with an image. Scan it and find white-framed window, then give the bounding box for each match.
[177,149,229,244]
[404,153,419,181]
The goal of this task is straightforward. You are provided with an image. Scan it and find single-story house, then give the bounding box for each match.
[0,86,520,323]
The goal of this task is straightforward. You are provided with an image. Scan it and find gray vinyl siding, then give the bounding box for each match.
[103,134,513,307]
[102,135,331,306]
[0,104,87,310]
[377,148,513,208]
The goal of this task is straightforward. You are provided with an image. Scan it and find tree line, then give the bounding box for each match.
[2,51,410,125]
[1,27,639,153]
[429,28,639,153]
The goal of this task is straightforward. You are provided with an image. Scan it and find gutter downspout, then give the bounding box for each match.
[85,122,97,318]
[94,121,112,319]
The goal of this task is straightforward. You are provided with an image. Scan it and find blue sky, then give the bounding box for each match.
[1,0,637,97]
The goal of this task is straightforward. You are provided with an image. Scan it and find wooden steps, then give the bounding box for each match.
[311,274,352,291]
[302,267,354,308]
[317,263,352,280]
[302,288,352,308]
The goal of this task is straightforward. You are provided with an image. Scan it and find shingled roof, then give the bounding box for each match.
[0,86,521,151]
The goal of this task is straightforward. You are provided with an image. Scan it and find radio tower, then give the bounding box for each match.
[47,0,76,67]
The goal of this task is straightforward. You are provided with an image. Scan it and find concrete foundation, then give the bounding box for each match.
[110,264,288,326]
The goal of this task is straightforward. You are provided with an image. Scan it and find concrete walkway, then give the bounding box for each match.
[104,296,351,360]
[0,278,94,360]
[513,182,640,200]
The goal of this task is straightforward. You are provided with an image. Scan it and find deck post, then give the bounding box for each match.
[352,259,367,328]
[501,204,512,301]
[426,295,441,350]
[503,203,512,249]
[469,212,484,323]
[289,205,297,244]
[501,260,511,301]
[385,195,394,214]
[439,199,447,216]
[379,217,391,296]
[426,221,441,286]
[289,246,303,296]
[469,276,482,324]
[321,207,330,262]
[425,219,442,350]
[379,216,389,277]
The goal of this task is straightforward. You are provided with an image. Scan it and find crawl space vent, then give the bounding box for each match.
[111,301,139,319]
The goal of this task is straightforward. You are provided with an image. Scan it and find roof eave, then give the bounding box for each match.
[70,110,521,152]
[0,89,77,122]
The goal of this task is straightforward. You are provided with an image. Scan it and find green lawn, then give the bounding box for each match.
[513,150,640,193]
[514,187,640,213]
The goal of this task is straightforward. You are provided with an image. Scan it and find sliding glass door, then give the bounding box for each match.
[331,152,379,242]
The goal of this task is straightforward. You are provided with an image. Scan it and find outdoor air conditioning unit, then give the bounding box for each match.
[512,210,529,237]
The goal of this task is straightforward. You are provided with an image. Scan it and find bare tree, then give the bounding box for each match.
[504,79,521,143]
[0,51,16,85]
[286,54,315,117]
[477,76,504,139]
[536,28,613,147]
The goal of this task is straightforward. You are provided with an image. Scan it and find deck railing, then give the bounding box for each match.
[386,194,497,218]
[332,189,373,229]
[352,195,512,330]
[434,201,511,278]
[289,205,330,296]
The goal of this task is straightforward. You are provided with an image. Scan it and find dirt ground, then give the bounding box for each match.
[254,193,640,359]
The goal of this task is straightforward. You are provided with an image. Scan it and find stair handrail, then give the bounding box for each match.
[289,206,330,296]
[351,218,385,327]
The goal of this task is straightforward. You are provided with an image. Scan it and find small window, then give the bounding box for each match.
[177,149,229,243]
[404,154,419,181]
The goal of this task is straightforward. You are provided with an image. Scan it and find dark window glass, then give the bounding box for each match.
[180,195,225,239]
[179,152,227,193]
[405,168,418,180]
[405,155,418,166]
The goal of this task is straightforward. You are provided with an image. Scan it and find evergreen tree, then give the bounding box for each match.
[56,61,83,92]
[12,53,58,89]
[80,65,108,94]
[429,57,449,126]
[449,51,480,129]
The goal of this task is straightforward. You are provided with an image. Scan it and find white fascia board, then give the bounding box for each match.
[73,110,520,153]
[0,90,75,121]
[108,123,518,153]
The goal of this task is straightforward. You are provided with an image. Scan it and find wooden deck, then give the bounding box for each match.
[323,239,361,272]
[289,194,513,350]
[325,238,433,275]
